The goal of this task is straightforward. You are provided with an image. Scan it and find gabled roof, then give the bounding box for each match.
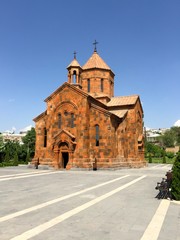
[109,109,128,119]
[44,82,88,102]
[107,95,139,107]
[82,51,112,71]
[33,111,47,122]
[53,129,75,140]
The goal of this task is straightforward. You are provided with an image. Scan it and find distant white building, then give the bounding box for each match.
[174,120,180,127]
[19,125,33,134]
[144,127,169,143]
[146,132,161,143]
[2,125,33,144]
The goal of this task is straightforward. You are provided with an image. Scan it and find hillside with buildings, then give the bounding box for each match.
[145,120,180,154]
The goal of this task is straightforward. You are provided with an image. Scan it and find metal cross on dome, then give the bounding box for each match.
[93,40,98,52]
[73,51,77,59]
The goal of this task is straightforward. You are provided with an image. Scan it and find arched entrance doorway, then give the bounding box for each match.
[61,152,69,168]
[53,130,77,169]
[58,142,69,169]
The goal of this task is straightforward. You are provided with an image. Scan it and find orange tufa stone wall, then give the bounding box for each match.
[32,50,146,170]
[32,84,146,169]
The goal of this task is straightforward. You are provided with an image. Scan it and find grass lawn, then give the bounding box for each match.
[145,157,175,164]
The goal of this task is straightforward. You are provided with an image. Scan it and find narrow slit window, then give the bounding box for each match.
[71,113,75,128]
[58,113,61,129]
[87,79,90,92]
[95,125,99,146]
[101,79,104,92]
[44,128,47,147]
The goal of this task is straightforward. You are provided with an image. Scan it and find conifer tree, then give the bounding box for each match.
[4,146,10,163]
[13,151,19,166]
[171,152,180,200]
[162,151,166,163]
[148,153,152,163]
[26,150,30,163]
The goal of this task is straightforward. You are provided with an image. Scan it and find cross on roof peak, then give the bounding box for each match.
[73,51,77,59]
[93,40,98,52]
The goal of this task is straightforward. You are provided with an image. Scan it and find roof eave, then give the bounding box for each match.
[82,67,115,76]
[33,111,47,122]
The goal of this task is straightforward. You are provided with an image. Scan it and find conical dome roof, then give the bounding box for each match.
[82,51,111,71]
[67,58,81,69]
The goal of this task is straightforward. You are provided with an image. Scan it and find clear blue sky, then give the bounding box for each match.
[0,0,180,133]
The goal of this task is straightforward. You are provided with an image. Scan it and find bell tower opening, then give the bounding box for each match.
[67,51,82,88]
[73,70,77,83]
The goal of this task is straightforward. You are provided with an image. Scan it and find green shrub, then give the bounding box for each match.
[171,152,180,200]
[13,151,19,166]
[26,150,30,162]
[4,147,10,162]
[148,153,152,163]
[166,152,175,159]
[162,151,166,163]
[2,162,13,167]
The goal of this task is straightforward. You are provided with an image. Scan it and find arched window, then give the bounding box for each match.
[87,79,90,92]
[58,113,61,129]
[71,113,75,128]
[73,70,76,83]
[44,128,47,147]
[101,79,104,92]
[95,125,99,146]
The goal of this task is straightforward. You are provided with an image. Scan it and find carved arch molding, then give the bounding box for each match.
[54,101,78,114]
[53,129,77,152]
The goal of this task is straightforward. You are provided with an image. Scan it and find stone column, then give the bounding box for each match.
[76,74,79,84]
[53,147,60,169]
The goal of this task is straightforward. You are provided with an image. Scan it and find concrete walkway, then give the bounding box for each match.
[0,164,179,240]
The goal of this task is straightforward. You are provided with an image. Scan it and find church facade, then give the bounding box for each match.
[32,47,146,170]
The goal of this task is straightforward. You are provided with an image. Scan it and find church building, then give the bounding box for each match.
[32,44,146,170]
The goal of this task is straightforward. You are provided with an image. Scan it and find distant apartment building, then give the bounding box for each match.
[144,127,169,143]
[146,132,161,143]
[145,127,180,153]
[1,125,33,144]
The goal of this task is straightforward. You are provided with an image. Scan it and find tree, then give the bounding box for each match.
[145,142,163,157]
[26,150,30,163]
[171,126,180,146]
[4,145,10,163]
[148,153,152,163]
[162,150,166,163]
[160,129,175,148]
[0,134,4,150]
[18,144,28,162]
[22,127,36,159]
[0,128,36,167]
[4,140,20,160]
[13,151,19,166]
[171,152,180,200]
[160,127,180,148]
[0,134,5,162]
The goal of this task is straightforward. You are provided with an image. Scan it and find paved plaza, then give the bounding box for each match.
[0,164,179,240]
